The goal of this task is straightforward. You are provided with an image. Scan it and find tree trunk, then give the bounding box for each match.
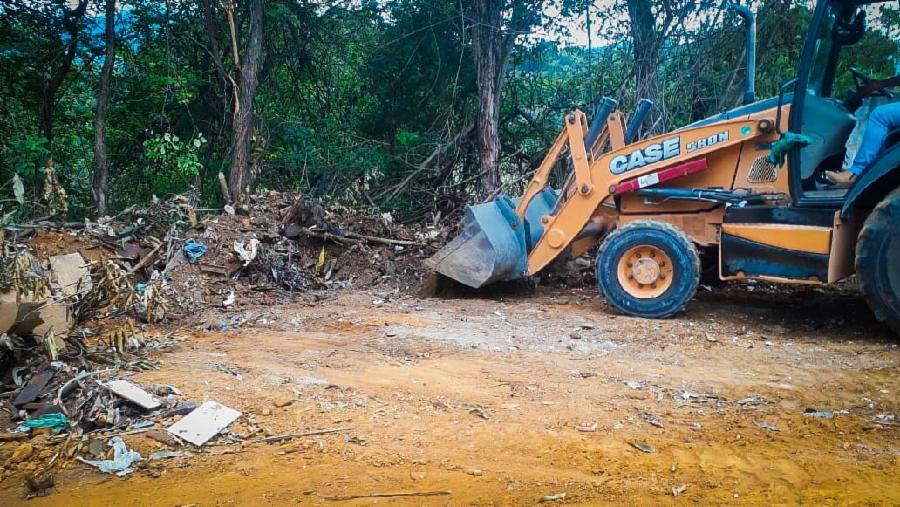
[627,0,661,135]
[40,0,88,149]
[472,0,505,200]
[92,0,116,216]
[228,0,265,203]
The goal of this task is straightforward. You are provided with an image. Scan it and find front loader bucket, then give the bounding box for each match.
[427,188,558,288]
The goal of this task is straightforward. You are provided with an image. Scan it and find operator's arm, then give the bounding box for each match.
[846,75,900,110]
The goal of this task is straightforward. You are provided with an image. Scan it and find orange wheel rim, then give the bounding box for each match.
[616,245,674,299]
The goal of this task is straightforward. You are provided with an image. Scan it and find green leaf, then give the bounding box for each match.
[12,173,25,205]
[193,138,202,148]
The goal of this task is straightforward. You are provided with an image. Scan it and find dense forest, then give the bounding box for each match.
[0,0,897,223]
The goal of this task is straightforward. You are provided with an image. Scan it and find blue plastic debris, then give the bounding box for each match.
[182,239,208,263]
[76,436,141,475]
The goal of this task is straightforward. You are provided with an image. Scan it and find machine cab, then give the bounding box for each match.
[788,0,900,207]
[719,0,898,285]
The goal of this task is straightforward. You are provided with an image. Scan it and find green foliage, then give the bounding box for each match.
[0,0,897,221]
[141,133,207,197]
[5,136,49,180]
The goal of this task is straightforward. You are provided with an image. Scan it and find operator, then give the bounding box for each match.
[826,101,900,186]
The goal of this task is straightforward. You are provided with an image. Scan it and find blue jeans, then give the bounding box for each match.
[851,102,900,175]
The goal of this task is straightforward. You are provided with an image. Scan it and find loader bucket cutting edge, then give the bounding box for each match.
[427,188,558,288]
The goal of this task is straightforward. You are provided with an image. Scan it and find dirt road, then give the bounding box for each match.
[2,283,898,505]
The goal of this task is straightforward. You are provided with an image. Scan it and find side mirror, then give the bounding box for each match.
[833,8,866,45]
[775,78,798,135]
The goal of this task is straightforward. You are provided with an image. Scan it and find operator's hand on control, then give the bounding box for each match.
[767,132,814,167]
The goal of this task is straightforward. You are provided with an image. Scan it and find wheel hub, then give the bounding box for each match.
[632,258,661,285]
[616,245,675,299]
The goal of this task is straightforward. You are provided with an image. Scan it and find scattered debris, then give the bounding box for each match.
[272,395,295,408]
[754,420,780,432]
[149,450,185,460]
[260,427,351,444]
[322,491,452,501]
[13,370,54,406]
[77,436,142,475]
[466,405,490,420]
[233,239,260,266]
[672,484,688,497]
[630,441,655,453]
[21,413,68,433]
[49,253,92,297]
[167,400,241,446]
[642,412,665,428]
[104,379,161,410]
[623,380,643,390]
[737,395,765,406]
[680,391,721,403]
[182,239,208,263]
[344,434,368,446]
[804,408,835,419]
[539,492,567,503]
[575,423,599,432]
[0,190,436,487]
[213,362,243,380]
[145,429,180,447]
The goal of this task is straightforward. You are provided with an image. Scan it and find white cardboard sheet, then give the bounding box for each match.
[105,379,161,410]
[167,400,241,446]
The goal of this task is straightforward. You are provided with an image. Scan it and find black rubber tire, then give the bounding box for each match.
[596,220,700,318]
[856,188,900,335]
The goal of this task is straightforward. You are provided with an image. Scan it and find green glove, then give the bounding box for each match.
[767,132,814,167]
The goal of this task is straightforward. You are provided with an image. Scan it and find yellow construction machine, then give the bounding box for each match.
[429,0,900,332]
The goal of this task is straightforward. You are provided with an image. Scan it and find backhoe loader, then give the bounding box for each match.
[428,0,900,332]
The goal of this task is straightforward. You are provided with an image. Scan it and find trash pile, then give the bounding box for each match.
[1,359,248,494]
[159,191,439,316]
[0,189,440,494]
[2,189,439,333]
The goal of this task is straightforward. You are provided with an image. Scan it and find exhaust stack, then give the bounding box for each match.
[729,3,757,105]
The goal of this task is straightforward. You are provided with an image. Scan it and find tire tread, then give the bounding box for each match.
[596,220,700,318]
[856,187,900,334]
